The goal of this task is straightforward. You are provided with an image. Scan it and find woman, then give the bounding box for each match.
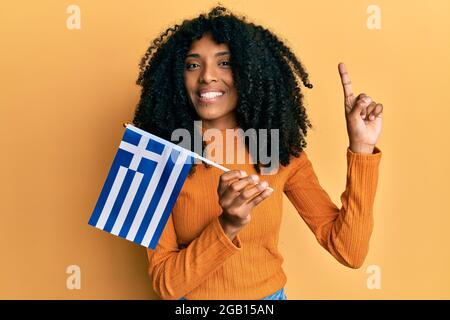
[133,6,383,300]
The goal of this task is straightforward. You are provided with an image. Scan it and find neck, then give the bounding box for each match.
[201,115,237,131]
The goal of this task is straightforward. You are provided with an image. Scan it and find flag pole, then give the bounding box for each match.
[190,153,230,172]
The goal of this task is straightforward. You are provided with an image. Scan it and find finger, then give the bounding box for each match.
[218,170,247,196]
[246,187,274,209]
[233,181,269,207]
[365,101,378,119]
[368,103,383,120]
[351,95,372,118]
[231,174,259,192]
[338,63,355,105]
[357,93,369,101]
[222,175,259,203]
[349,94,366,115]
[375,104,383,118]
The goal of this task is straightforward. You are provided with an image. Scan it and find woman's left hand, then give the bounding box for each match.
[338,63,383,154]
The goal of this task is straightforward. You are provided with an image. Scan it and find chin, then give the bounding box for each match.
[196,112,223,121]
[194,106,222,119]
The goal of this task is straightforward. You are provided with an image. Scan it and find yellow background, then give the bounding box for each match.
[1,0,449,299]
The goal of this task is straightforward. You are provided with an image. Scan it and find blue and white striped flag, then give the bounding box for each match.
[88,124,196,249]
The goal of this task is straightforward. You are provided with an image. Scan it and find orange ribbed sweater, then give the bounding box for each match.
[146,128,382,300]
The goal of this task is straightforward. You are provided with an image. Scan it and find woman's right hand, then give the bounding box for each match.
[217,170,273,240]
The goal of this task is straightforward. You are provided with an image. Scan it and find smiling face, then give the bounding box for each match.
[184,32,239,130]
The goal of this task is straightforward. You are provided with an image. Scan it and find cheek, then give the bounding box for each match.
[228,85,238,101]
[184,73,196,91]
[226,89,239,111]
[224,76,237,96]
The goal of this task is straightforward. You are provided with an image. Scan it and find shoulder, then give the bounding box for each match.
[285,150,311,171]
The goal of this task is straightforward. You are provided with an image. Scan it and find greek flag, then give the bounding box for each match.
[88,124,194,249]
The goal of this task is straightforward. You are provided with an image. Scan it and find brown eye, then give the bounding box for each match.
[185,63,199,70]
[220,61,231,67]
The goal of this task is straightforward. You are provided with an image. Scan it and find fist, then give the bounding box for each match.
[217,170,273,239]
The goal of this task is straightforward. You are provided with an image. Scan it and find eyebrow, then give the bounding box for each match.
[185,51,231,59]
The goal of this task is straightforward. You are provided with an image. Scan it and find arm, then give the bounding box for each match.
[283,147,381,268]
[147,214,242,300]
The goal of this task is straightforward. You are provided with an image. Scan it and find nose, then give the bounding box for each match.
[199,63,218,84]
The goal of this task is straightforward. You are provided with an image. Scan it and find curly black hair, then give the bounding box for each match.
[133,5,314,175]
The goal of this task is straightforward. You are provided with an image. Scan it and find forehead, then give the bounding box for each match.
[187,33,230,54]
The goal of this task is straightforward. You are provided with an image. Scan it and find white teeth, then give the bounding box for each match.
[200,91,224,99]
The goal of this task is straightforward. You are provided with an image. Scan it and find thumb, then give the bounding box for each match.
[349,98,367,119]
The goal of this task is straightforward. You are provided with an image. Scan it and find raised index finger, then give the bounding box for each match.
[338,62,354,102]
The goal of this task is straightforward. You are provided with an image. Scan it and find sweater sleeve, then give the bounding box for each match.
[283,147,382,268]
[146,213,242,300]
